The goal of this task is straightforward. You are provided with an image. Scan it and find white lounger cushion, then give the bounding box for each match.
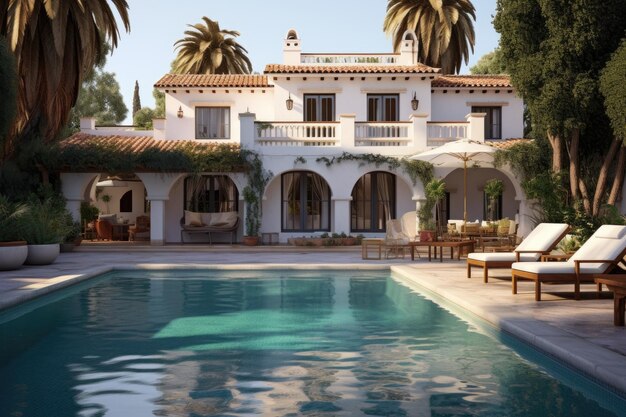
[513,225,626,275]
[468,252,538,262]
[468,223,569,262]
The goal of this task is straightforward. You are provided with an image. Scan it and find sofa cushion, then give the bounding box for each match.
[184,210,204,227]
[208,211,237,227]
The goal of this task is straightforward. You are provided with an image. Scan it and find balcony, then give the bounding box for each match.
[243,113,485,151]
[300,53,398,65]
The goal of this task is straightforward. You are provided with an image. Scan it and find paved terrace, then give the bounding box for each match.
[1,244,625,396]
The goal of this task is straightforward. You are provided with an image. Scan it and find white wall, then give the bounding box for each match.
[431,90,524,138]
[163,89,275,141]
[271,76,432,122]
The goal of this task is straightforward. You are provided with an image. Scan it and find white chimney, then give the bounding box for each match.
[283,29,302,65]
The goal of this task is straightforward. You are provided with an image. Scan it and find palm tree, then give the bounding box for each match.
[384,0,476,74]
[173,17,252,75]
[0,0,130,155]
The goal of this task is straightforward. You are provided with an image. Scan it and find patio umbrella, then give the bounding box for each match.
[410,139,496,224]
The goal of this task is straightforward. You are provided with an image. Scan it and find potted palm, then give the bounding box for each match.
[21,197,71,265]
[419,179,446,241]
[484,179,504,221]
[0,196,28,270]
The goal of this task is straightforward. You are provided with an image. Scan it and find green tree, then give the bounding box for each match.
[134,107,155,130]
[173,17,252,74]
[384,0,476,74]
[470,47,507,74]
[0,0,130,157]
[132,80,141,117]
[600,38,626,208]
[494,0,626,217]
[153,88,165,118]
[0,36,17,149]
[67,70,128,131]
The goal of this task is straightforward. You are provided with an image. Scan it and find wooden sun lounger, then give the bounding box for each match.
[594,274,626,326]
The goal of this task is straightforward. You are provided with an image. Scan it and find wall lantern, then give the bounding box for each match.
[285,93,294,111]
[177,106,184,118]
[411,92,419,111]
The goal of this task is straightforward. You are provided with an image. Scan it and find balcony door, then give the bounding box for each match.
[304,94,335,122]
[367,94,399,122]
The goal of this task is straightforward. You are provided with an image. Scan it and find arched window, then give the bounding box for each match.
[184,175,238,213]
[282,171,330,232]
[351,172,396,232]
[120,190,132,212]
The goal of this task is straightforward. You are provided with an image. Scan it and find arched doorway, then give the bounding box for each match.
[183,175,239,213]
[281,171,331,232]
[350,171,396,233]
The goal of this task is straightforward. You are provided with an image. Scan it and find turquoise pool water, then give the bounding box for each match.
[1,269,624,416]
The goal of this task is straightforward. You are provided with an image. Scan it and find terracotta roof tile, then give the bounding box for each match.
[59,133,240,153]
[486,138,531,149]
[432,75,512,88]
[154,74,271,88]
[264,64,439,74]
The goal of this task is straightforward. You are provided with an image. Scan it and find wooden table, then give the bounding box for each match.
[594,275,626,326]
[409,240,476,262]
[361,238,385,260]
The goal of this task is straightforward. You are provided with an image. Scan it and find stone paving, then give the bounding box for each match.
[1,244,625,395]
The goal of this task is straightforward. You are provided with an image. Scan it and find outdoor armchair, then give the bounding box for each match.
[511,225,626,301]
[467,223,570,283]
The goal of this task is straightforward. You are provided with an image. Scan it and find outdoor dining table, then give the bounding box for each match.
[408,240,476,262]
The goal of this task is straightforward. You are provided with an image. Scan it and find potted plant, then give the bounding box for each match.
[242,186,260,245]
[21,197,71,265]
[0,195,28,270]
[60,219,83,252]
[418,179,446,241]
[80,201,99,240]
[484,179,504,221]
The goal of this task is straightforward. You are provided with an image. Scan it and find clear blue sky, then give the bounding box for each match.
[106,0,499,123]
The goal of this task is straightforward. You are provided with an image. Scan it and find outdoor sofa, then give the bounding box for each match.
[180,210,239,244]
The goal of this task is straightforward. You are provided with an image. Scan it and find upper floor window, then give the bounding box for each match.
[304,94,335,121]
[471,106,502,139]
[367,94,399,121]
[196,107,230,139]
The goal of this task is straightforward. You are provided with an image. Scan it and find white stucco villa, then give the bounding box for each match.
[60,29,531,245]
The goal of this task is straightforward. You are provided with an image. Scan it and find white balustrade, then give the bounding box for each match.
[427,122,469,146]
[255,122,338,147]
[300,54,397,65]
[355,122,411,146]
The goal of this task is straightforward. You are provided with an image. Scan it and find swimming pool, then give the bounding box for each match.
[1,269,624,416]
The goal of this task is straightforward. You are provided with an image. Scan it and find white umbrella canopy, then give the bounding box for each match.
[410,139,497,224]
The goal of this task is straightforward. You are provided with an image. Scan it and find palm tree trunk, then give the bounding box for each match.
[547,132,562,172]
[568,129,580,200]
[608,145,626,206]
[592,136,620,216]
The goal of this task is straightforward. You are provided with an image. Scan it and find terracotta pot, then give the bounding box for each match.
[0,241,28,271]
[242,236,259,246]
[25,244,60,265]
[419,230,436,242]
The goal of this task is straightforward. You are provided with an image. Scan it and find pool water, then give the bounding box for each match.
[0,270,624,417]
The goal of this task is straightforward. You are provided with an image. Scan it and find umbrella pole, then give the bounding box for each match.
[463,159,468,225]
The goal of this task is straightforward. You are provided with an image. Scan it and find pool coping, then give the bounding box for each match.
[2,262,625,398]
[391,265,626,398]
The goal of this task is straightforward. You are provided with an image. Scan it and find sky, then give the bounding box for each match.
[106,0,500,123]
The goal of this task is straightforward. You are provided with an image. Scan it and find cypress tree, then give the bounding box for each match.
[132,80,141,117]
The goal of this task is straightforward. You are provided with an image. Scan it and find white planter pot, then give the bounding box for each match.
[25,244,60,266]
[0,242,28,270]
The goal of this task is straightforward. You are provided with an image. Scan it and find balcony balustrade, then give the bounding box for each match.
[355,122,411,147]
[300,54,397,65]
[255,122,338,147]
[427,122,469,146]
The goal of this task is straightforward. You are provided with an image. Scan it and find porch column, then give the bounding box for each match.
[339,114,355,147]
[414,199,426,230]
[149,199,166,245]
[409,113,428,148]
[466,113,486,142]
[517,198,534,237]
[332,196,351,235]
[60,172,99,221]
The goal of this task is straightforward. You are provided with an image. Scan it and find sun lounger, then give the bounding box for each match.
[467,223,570,283]
[511,225,626,301]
